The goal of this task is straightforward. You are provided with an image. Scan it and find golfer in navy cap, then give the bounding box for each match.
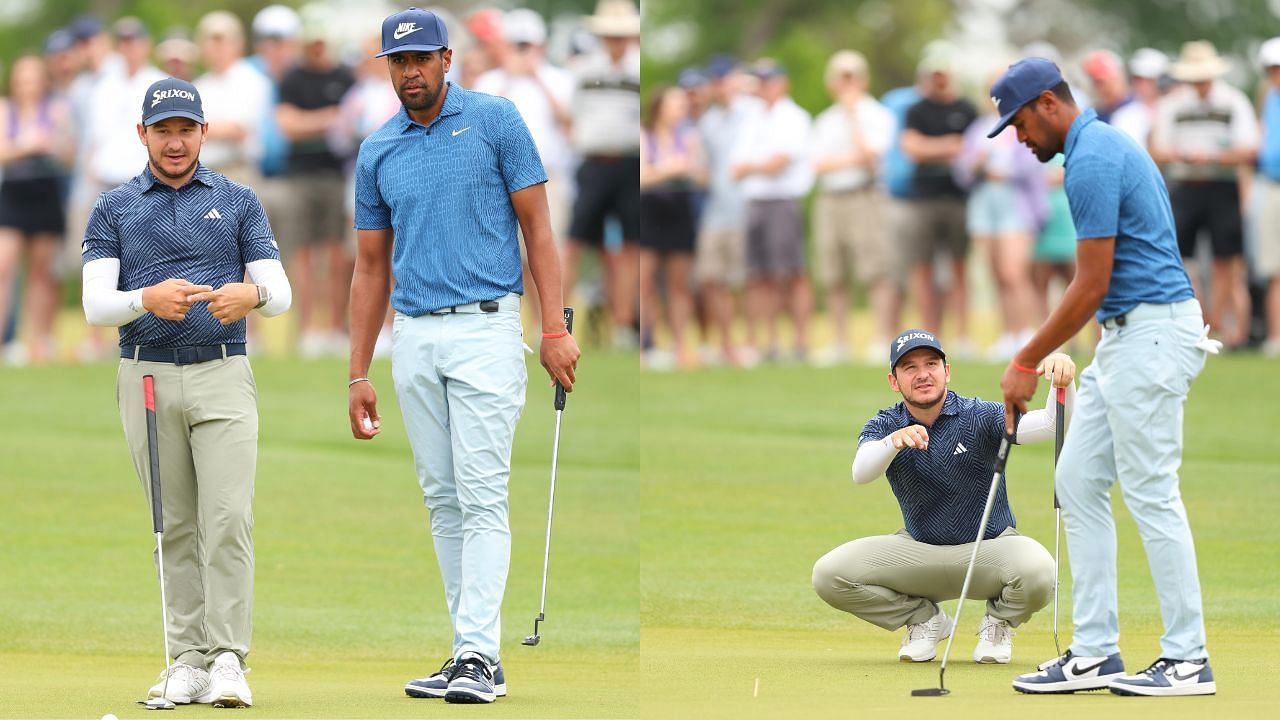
[348,7,580,705]
[812,329,1074,666]
[988,58,1222,697]
[81,76,291,707]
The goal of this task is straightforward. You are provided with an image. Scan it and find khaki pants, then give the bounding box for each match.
[812,528,1055,630]
[117,354,258,667]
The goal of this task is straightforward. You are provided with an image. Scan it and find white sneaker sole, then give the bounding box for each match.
[404,683,448,699]
[1013,672,1126,694]
[1109,681,1216,696]
[210,693,252,708]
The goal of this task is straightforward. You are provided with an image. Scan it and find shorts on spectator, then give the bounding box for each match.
[813,187,895,288]
[1255,176,1280,277]
[1171,180,1242,259]
[695,226,746,288]
[746,197,806,279]
[569,156,640,247]
[900,196,969,266]
[966,181,1034,236]
[276,171,347,252]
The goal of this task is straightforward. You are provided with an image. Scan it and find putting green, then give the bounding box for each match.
[640,354,1280,718]
[0,353,638,719]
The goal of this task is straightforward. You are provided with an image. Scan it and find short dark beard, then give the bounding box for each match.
[397,80,442,111]
[903,389,945,413]
[149,153,198,180]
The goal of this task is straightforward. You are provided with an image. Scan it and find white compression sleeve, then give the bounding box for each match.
[246,259,292,317]
[1014,381,1076,444]
[82,258,146,327]
[851,436,901,485]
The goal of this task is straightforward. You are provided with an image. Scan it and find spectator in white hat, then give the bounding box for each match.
[1150,40,1258,348]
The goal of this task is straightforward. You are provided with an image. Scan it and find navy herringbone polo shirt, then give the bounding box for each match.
[82,164,280,347]
[353,82,548,316]
[859,390,1017,545]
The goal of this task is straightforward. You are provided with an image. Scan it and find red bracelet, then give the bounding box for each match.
[1011,360,1038,375]
[542,330,569,339]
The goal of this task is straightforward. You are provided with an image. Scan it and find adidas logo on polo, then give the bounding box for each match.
[953,442,968,456]
[204,208,222,220]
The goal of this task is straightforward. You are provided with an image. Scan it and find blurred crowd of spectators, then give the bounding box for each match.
[641,38,1280,369]
[0,0,641,365]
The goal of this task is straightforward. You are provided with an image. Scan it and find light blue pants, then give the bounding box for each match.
[391,297,527,664]
[1057,299,1209,660]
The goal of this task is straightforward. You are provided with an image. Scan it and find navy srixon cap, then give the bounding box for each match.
[890,329,946,370]
[986,57,1064,138]
[142,77,205,126]
[376,7,448,58]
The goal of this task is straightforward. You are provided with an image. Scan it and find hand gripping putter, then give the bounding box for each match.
[141,376,176,711]
[913,415,1018,697]
[524,307,575,647]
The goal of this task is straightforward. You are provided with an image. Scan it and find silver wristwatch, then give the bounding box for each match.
[254,284,270,309]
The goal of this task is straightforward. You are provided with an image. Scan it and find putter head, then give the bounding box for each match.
[522,634,540,646]
[143,697,176,710]
[911,688,949,696]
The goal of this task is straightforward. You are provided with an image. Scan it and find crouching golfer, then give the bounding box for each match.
[813,329,1073,664]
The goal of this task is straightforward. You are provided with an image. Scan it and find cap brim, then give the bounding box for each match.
[986,108,1020,138]
[144,110,205,126]
[375,43,446,57]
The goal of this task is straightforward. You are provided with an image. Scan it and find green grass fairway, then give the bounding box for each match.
[0,352,638,719]
[641,354,1280,719]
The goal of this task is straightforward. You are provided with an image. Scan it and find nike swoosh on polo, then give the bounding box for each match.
[393,25,422,40]
[452,127,471,137]
[1068,659,1109,676]
[1171,666,1205,682]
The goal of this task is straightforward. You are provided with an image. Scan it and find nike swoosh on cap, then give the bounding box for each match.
[394,26,422,40]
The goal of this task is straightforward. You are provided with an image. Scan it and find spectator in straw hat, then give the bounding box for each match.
[1150,40,1258,347]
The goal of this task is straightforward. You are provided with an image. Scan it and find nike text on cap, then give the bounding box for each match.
[142,77,205,126]
[889,329,946,370]
[376,7,448,58]
[986,57,1064,138]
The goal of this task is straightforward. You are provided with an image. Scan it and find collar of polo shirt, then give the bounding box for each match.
[141,162,217,191]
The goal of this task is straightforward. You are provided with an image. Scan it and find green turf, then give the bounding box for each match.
[0,352,638,719]
[640,354,1280,718]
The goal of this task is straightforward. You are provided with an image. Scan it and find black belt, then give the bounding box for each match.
[429,300,501,315]
[122,343,246,365]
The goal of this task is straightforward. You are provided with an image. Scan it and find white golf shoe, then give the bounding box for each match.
[899,608,952,662]
[146,662,211,704]
[203,651,253,708]
[973,614,1014,663]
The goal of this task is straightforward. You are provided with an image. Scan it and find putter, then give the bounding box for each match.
[140,376,176,711]
[1051,383,1066,657]
[524,307,575,647]
[912,416,1018,697]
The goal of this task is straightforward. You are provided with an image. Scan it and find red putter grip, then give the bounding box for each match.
[143,375,156,412]
[1056,386,1066,403]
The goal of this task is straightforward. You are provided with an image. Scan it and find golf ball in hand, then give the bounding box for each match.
[363,418,374,431]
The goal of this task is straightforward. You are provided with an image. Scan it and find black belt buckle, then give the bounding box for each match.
[479,300,500,313]
[1105,314,1127,329]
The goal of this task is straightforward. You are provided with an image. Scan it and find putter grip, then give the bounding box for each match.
[144,375,163,534]
[554,307,574,411]
[994,410,1021,475]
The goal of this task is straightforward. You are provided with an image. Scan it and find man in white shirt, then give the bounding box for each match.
[193,12,272,187]
[1081,49,1151,147]
[474,8,574,328]
[730,60,814,361]
[811,50,899,365]
[696,56,760,366]
[86,18,165,195]
[1150,41,1259,347]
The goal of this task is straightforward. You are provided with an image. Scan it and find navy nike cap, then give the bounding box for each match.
[376,7,448,57]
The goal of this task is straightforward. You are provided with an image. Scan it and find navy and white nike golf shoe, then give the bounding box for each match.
[1012,650,1126,693]
[1108,657,1216,696]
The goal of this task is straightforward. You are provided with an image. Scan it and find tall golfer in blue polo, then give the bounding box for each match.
[988,58,1222,697]
[81,77,292,707]
[347,8,580,705]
